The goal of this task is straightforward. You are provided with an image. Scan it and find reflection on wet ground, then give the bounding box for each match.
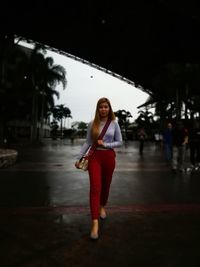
[0,139,200,266]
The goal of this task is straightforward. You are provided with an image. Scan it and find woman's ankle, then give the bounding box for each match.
[100,206,107,219]
[91,219,98,228]
[100,206,106,212]
[90,220,99,239]
[91,220,98,232]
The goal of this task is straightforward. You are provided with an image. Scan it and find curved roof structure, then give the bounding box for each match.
[15,35,151,94]
[1,1,200,93]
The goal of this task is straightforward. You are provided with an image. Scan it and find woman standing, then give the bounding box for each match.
[75,97,123,240]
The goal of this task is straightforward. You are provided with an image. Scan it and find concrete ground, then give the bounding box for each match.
[0,139,200,267]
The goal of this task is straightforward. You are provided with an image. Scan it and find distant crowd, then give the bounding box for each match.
[137,120,200,173]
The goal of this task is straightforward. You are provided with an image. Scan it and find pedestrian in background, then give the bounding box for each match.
[137,127,147,155]
[172,120,188,172]
[188,120,200,170]
[163,122,173,164]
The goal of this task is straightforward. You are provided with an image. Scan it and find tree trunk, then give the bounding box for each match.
[30,91,38,142]
[39,91,45,140]
[176,88,181,121]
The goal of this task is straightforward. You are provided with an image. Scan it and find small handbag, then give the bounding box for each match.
[77,120,111,171]
[77,155,89,171]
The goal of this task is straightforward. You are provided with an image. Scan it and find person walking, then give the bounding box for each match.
[172,120,188,172]
[163,122,173,164]
[75,97,123,240]
[137,127,147,155]
[188,120,200,170]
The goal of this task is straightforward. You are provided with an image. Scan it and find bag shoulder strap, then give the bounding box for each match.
[88,120,111,156]
[98,119,111,140]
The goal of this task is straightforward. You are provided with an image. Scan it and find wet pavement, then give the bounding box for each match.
[1,139,200,267]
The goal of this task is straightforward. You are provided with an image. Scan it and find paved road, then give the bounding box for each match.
[0,139,199,207]
[0,139,200,267]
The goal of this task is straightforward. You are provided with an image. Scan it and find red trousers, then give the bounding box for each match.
[88,149,116,220]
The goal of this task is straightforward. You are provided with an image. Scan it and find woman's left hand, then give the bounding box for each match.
[97,140,104,146]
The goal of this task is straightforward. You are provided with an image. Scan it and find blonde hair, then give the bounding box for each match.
[91,97,116,141]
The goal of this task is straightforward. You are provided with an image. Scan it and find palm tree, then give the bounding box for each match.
[114,109,132,141]
[77,121,88,138]
[29,45,67,141]
[0,38,31,142]
[135,107,155,135]
[139,63,200,123]
[51,104,72,138]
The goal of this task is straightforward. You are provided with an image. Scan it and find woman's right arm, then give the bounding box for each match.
[76,122,93,160]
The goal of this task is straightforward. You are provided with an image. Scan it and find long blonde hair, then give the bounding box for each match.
[91,97,116,141]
